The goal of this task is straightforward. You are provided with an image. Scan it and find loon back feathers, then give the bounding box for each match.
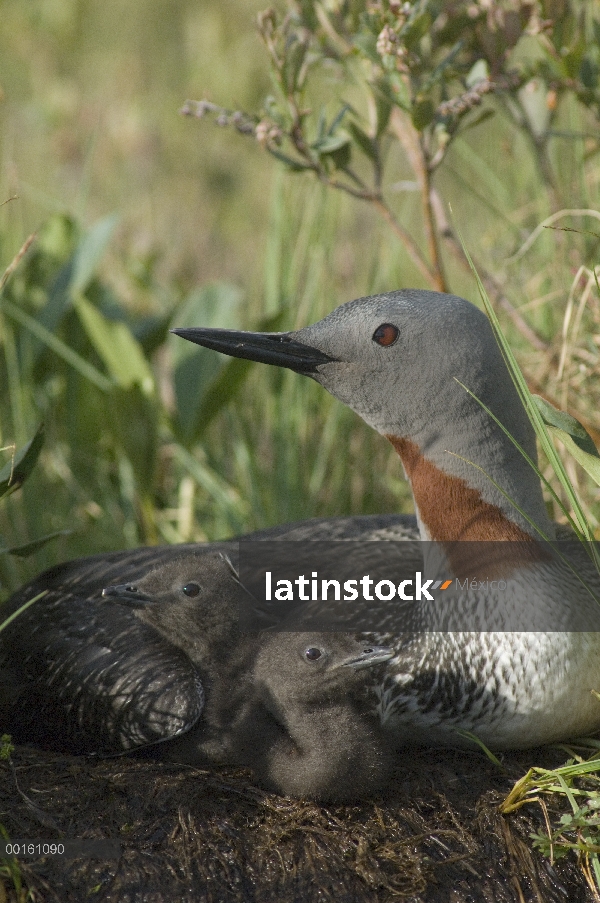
[0,553,260,754]
[0,590,204,754]
[3,514,419,614]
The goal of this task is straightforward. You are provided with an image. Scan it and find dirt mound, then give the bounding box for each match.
[0,743,590,902]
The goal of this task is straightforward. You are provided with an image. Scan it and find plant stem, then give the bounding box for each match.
[389,109,447,290]
[371,195,439,287]
[421,145,448,292]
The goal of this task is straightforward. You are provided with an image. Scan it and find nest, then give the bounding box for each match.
[0,743,591,903]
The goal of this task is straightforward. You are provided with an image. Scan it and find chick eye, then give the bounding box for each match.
[304,647,323,662]
[183,582,201,597]
[372,323,399,347]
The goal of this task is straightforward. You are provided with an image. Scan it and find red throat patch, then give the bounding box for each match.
[387,435,549,577]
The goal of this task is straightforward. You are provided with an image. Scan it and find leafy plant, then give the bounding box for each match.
[183,0,600,285]
[502,750,600,897]
[0,241,74,589]
[0,426,70,559]
[2,194,404,591]
[0,216,258,591]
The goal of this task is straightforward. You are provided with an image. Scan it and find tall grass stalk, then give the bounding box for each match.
[456,223,600,571]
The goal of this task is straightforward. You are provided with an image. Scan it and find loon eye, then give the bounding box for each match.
[372,323,399,347]
[182,582,201,597]
[304,647,323,662]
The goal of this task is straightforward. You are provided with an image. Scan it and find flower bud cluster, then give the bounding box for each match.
[255,120,283,146]
[376,24,409,71]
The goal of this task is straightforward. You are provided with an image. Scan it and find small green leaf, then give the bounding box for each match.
[548,427,600,486]
[458,108,495,133]
[0,425,44,498]
[71,214,120,296]
[369,78,395,133]
[75,296,155,393]
[267,147,312,171]
[316,108,327,141]
[374,90,393,134]
[5,530,72,558]
[532,396,600,486]
[518,79,550,138]
[403,11,431,51]
[327,104,351,136]
[411,98,435,130]
[312,132,351,154]
[348,121,378,162]
[532,396,599,457]
[388,73,411,111]
[282,34,309,93]
[353,30,380,64]
[326,141,352,170]
[425,40,463,89]
[297,0,318,31]
[264,95,288,130]
[466,59,489,88]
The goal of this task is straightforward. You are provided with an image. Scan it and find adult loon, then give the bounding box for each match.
[173,289,600,749]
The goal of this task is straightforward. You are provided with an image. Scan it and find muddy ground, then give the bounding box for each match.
[0,743,592,903]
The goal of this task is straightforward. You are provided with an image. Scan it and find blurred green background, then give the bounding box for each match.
[1,0,600,597]
[1,0,273,287]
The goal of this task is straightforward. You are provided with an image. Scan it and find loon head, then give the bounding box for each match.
[254,632,394,707]
[173,290,554,546]
[102,552,261,663]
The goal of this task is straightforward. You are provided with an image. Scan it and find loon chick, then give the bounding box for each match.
[173,288,600,750]
[158,632,394,801]
[102,559,396,800]
[240,632,394,801]
[101,552,262,664]
[0,553,260,754]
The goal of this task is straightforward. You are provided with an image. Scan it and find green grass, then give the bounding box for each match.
[501,743,600,897]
